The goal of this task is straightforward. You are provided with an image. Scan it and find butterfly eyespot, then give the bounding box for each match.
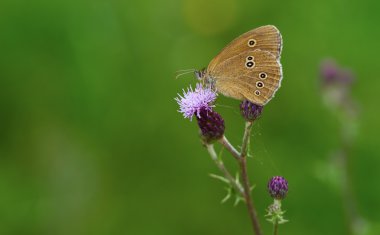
[247,39,256,47]
[245,61,254,68]
[246,56,254,61]
[255,90,260,96]
[259,72,267,79]
[256,81,264,88]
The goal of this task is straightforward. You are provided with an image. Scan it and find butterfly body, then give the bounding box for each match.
[196,25,283,106]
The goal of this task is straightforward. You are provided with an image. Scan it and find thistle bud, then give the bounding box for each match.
[268,176,288,200]
[240,100,263,122]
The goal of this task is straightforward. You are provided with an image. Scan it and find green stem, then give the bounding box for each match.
[240,121,262,235]
[241,121,253,158]
[273,221,278,235]
[206,144,244,196]
[339,104,364,235]
[219,135,241,160]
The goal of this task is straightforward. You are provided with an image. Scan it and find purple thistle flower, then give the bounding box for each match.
[175,83,217,120]
[197,108,225,143]
[319,59,357,110]
[320,59,339,84]
[268,176,288,200]
[320,59,355,86]
[240,100,263,122]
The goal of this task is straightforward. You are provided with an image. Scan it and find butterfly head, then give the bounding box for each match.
[194,68,207,81]
[195,68,216,90]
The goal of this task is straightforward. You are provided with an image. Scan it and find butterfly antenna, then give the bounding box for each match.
[176,69,196,73]
[174,69,196,80]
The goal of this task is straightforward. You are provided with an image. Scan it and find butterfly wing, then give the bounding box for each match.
[209,49,282,105]
[207,25,282,72]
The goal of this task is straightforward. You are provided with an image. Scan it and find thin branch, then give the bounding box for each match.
[273,221,278,235]
[219,135,241,160]
[241,121,253,158]
[240,121,262,235]
[339,105,364,235]
[240,156,262,235]
[206,144,244,196]
[340,145,364,235]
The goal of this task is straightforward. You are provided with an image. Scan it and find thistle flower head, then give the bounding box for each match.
[320,59,339,83]
[268,176,288,200]
[197,108,225,143]
[320,59,357,112]
[175,83,217,120]
[320,59,354,86]
[240,100,263,122]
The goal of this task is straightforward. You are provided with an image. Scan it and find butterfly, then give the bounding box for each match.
[196,25,283,106]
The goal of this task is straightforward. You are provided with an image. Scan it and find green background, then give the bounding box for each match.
[0,0,379,234]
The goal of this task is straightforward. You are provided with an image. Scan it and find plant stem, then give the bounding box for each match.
[219,135,241,160]
[241,121,253,157]
[339,107,364,235]
[240,121,262,235]
[208,121,262,234]
[340,143,363,235]
[273,221,278,235]
[206,144,244,196]
[240,156,262,235]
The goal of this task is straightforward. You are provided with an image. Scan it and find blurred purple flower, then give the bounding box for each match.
[319,59,358,111]
[320,59,354,86]
[175,83,217,120]
[320,59,339,83]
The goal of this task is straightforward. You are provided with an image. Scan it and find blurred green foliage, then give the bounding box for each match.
[0,0,379,234]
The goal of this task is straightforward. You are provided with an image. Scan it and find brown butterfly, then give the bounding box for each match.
[196,25,283,106]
